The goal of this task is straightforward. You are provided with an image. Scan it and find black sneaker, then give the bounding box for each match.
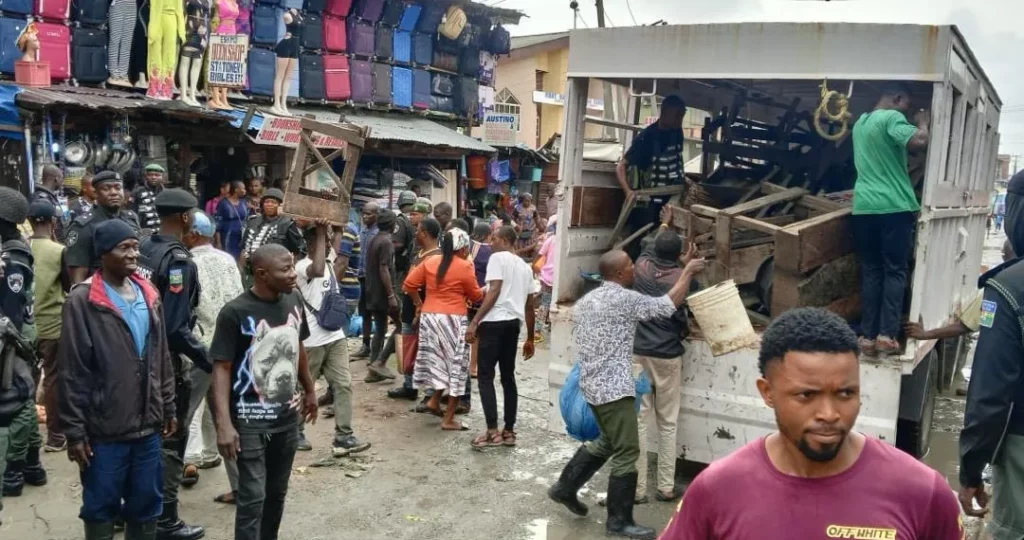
[297,432,313,451]
[332,435,371,457]
[317,391,334,407]
[387,386,419,400]
[364,372,387,383]
[352,345,371,359]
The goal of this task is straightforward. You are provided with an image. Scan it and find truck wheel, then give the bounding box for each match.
[895,352,938,459]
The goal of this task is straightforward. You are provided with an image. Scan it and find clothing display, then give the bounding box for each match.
[146,0,185,98]
[107,0,136,80]
[182,0,210,58]
[274,12,301,58]
[214,0,238,34]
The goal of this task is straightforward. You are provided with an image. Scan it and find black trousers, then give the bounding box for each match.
[161,375,192,510]
[853,212,916,340]
[236,429,298,540]
[477,320,521,430]
[367,309,390,364]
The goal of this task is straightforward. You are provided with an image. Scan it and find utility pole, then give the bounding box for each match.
[595,0,617,140]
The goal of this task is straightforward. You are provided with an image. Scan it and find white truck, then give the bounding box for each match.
[546,23,1001,463]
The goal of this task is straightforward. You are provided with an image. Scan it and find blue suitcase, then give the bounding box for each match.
[281,0,302,9]
[1,0,32,15]
[411,31,431,66]
[393,29,410,63]
[302,13,324,50]
[397,2,420,31]
[252,5,279,46]
[0,17,24,74]
[392,66,411,108]
[289,57,300,98]
[412,68,429,110]
[248,47,276,96]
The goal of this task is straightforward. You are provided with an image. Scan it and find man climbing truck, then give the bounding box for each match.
[546,22,1001,466]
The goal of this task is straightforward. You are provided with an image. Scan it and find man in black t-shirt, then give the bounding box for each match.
[210,243,317,540]
[365,211,398,383]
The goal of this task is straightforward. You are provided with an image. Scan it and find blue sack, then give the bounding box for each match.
[559,363,600,442]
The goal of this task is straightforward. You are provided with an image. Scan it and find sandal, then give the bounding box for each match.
[442,422,470,431]
[471,430,504,449]
[501,429,517,447]
[655,487,683,502]
[214,491,236,505]
[197,456,222,470]
[181,464,199,488]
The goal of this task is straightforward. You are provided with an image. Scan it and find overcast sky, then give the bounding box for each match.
[499,0,1024,169]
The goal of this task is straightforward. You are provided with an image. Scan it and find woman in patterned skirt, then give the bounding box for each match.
[404,227,483,431]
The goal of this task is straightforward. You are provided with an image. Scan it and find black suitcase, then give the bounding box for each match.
[374,24,392,59]
[458,46,479,78]
[72,0,108,26]
[372,62,391,105]
[415,1,443,33]
[300,53,326,101]
[301,13,323,50]
[455,76,477,118]
[430,72,453,96]
[430,94,453,114]
[379,0,404,27]
[71,26,106,83]
[304,0,326,13]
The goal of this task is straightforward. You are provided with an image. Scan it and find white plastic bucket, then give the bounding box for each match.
[686,279,757,356]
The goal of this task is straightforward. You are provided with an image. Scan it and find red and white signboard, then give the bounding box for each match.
[254,115,348,149]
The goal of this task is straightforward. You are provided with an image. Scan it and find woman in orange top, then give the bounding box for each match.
[404,227,484,431]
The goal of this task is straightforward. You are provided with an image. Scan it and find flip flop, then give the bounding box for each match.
[197,456,222,470]
[442,422,470,431]
[181,464,199,488]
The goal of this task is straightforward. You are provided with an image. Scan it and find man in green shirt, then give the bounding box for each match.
[852,83,930,356]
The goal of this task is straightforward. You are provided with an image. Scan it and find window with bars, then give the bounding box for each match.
[495,88,521,132]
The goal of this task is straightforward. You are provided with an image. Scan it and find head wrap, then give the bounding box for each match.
[448,227,470,252]
[191,211,215,238]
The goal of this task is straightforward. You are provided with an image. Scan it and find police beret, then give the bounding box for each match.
[154,188,198,215]
[92,171,122,187]
[27,200,56,220]
[145,163,166,173]
[0,187,28,225]
[261,188,285,204]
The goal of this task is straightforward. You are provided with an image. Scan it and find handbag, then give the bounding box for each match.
[300,266,350,332]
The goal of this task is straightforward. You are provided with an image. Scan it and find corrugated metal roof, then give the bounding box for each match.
[341,112,495,154]
[511,31,570,51]
[9,84,234,122]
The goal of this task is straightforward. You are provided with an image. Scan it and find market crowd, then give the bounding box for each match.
[0,163,554,540]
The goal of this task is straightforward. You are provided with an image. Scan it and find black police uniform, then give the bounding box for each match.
[130,184,163,230]
[0,237,33,332]
[65,205,141,275]
[241,214,307,260]
[30,186,65,242]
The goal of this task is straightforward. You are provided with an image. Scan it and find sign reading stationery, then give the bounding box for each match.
[206,34,249,88]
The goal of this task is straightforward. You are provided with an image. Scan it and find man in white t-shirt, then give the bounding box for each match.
[296,221,371,457]
[466,226,538,449]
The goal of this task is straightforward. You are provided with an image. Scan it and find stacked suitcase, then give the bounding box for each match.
[249,0,280,94]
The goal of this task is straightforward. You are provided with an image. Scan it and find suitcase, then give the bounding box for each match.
[281,0,302,10]
[304,0,325,13]
[70,0,105,25]
[346,17,373,57]
[323,15,346,53]
[412,67,429,109]
[35,0,69,21]
[432,50,456,72]
[379,0,402,27]
[414,1,442,33]
[455,76,478,117]
[411,31,431,66]
[371,62,390,105]
[430,94,453,114]
[391,65,411,108]
[478,51,495,85]
[458,46,479,78]
[0,0,32,16]
[350,58,371,103]
[300,53,325,100]
[392,29,410,64]
[430,72,453,96]
[259,0,279,5]
[0,17,25,74]
[248,47,275,96]
[71,26,105,82]
[350,0,382,22]
[374,24,391,59]
[289,56,300,98]
[397,2,419,31]
[36,22,70,80]
[301,13,323,50]
[324,53,350,100]
[252,4,279,46]
[324,0,351,17]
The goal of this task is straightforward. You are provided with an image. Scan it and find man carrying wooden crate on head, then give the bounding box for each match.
[850,83,930,356]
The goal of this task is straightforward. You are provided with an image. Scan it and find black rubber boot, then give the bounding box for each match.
[23,445,47,486]
[125,521,158,540]
[2,459,24,496]
[605,472,656,539]
[156,502,205,540]
[547,446,608,517]
[387,386,418,400]
[84,521,116,540]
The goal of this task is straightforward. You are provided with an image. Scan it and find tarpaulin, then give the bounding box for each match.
[0,85,24,140]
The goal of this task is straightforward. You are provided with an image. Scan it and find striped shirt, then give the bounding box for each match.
[338,223,361,302]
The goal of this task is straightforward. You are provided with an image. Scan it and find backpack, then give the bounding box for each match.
[299,265,350,332]
[437,4,465,40]
[484,23,510,54]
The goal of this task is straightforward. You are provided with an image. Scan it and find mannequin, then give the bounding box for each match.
[107,0,136,86]
[270,8,301,116]
[146,0,185,99]
[207,0,238,110]
[16,23,39,62]
[178,0,210,106]
[130,0,150,88]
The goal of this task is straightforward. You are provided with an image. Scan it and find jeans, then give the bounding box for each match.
[306,339,354,438]
[634,354,682,495]
[38,338,64,445]
[8,399,41,461]
[367,309,390,365]
[853,212,916,339]
[477,320,521,430]
[586,398,641,477]
[80,433,163,523]
[236,429,298,540]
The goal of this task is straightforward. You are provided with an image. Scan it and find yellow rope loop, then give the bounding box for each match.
[814,80,852,141]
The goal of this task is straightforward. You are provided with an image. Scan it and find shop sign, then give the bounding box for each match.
[482,112,518,146]
[532,90,604,111]
[207,34,249,88]
[254,115,348,149]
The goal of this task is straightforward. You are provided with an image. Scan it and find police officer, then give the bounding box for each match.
[239,188,306,283]
[65,171,141,284]
[131,163,166,231]
[0,187,46,506]
[960,169,1024,529]
[31,164,67,241]
[138,188,208,540]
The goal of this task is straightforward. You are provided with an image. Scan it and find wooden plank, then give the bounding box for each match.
[634,185,688,198]
[730,243,774,285]
[781,207,852,233]
[714,215,733,284]
[584,115,645,132]
[761,182,844,212]
[301,118,367,148]
[690,204,719,219]
[734,215,781,235]
[775,208,854,274]
[570,186,625,228]
[722,187,806,217]
[608,191,637,243]
[613,222,654,251]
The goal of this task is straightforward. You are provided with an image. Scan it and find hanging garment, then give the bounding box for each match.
[146,0,184,80]
[181,0,210,59]
[108,0,137,79]
[129,0,149,81]
[214,0,238,33]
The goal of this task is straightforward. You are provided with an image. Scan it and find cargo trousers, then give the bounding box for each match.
[586,397,640,477]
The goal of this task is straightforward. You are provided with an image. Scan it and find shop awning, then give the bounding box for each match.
[0,84,23,140]
[9,84,234,123]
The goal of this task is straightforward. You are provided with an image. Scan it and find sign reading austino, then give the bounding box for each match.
[482,112,519,146]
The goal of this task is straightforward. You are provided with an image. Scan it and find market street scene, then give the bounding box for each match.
[0,0,1022,539]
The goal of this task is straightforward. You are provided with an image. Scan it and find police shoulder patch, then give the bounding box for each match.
[980,300,998,328]
[168,267,184,293]
[66,230,79,246]
[7,272,23,293]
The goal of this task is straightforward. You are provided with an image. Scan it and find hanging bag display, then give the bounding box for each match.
[485,22,510,54]
[437,4,465,40]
